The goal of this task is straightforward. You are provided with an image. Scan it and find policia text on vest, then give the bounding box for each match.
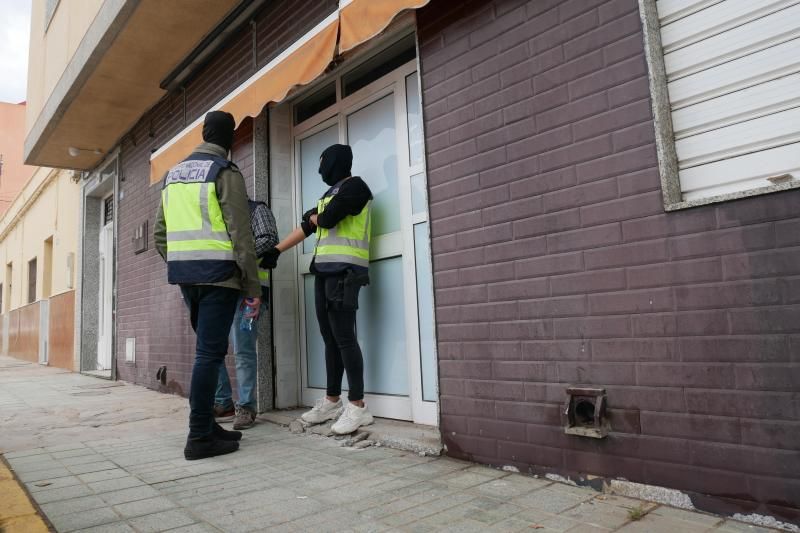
[162,154,239,284]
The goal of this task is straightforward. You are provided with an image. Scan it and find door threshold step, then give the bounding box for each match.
[259,407,443,456]
[82,369,112,380]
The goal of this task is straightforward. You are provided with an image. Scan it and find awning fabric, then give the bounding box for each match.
[149,18,339,183]
[150,0,429,184]
[339,0,429,53]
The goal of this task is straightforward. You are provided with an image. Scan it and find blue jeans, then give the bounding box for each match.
[215,295,267,411]
[180,285,240,439]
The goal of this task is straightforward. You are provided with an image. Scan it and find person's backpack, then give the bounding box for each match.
[248,200,278,258]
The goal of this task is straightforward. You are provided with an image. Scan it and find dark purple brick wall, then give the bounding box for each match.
[418,0,800,520]
[115,0,336,394]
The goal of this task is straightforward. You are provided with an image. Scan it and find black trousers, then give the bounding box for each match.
[180,285,240,439]
[314,274,364,401]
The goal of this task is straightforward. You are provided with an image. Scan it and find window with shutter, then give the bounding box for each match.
[640,0,800,209]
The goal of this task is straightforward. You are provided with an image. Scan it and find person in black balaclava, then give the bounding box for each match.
[319,143,353,186]
[262,143,375,435]
[202,110,236,153]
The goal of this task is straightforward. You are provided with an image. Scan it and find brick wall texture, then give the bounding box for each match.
[115,0,336,393]
[111,0,800,520]
[417,0,800,520]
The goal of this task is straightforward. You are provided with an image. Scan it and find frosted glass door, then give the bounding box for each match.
[300,125,338,254]
[348,95,400,237]
[305,257,409,395]
[294,59,437,424]
[346,94,408,396]
[301,97,409,397]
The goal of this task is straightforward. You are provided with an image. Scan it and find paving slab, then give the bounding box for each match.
[39,495,108,517]
[46,507,121,532]
[126,508,197,532]
[0,356,787,533]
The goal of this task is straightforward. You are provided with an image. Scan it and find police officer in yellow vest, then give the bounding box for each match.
[264,144,374,435]
[154,111,261,460]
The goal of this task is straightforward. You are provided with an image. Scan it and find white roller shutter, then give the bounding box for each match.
[656,0,800,201]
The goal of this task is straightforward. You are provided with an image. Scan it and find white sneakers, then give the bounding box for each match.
[301,397,343,424]
[331,403,374,435]
[301,398,374,435]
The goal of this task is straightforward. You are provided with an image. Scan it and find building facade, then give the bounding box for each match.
[0,165,80,370]
[24,0,800,524]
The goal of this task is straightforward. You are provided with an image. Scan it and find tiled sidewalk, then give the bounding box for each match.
[0,357,783,532]
[0,455,50,532]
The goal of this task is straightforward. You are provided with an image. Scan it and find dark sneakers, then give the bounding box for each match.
[213,422,242,441]
[184,437,239,461]
[233,407,256,430]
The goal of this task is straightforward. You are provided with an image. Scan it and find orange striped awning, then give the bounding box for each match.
[150,0,429,184]
[339,0,430,53]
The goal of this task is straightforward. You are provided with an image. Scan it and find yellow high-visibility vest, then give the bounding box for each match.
[162,154,236,284]
[314,192,371,269]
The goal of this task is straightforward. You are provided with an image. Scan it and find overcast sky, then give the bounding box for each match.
[0,0,32,104]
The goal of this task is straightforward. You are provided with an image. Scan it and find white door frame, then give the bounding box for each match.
[292,59,437,425]
[97,200,114,371]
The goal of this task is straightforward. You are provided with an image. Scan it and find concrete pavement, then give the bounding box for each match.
[0,455,50,532]
[0,356,783,532]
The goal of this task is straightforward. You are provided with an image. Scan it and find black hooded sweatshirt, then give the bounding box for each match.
[304,144,372,234]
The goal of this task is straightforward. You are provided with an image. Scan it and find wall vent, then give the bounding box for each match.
[563,386,609,439]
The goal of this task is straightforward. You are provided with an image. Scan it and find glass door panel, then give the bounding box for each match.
[300,124,339,254]
[303,276,326,389]
[304,258,409,396]
[413,222,437,401]
[300,124,341,390]
[405,72,424,167]
[347,94,400,237]
[359,257,408,395]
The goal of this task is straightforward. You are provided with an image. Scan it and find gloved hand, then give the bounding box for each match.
[260,247,281,269]
[302,207,318,226]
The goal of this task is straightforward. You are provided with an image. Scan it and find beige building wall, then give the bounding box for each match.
[0,167,80,311]
[26,0,104,135]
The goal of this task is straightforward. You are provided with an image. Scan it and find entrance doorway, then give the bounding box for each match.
[96,198,114,372]
[290,35,437,425]
[78,156,117,378]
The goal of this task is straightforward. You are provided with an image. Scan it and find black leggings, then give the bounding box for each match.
[314,274,364,401]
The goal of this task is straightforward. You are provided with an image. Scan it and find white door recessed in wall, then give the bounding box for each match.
[292,40,437,426]
[96,197,114,372]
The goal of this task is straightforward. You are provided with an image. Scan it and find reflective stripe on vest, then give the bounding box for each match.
[314,190,371,269]
[258,268,270,287]
[163,154,236,283]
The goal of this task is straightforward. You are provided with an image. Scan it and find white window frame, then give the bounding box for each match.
[637,0,800,211]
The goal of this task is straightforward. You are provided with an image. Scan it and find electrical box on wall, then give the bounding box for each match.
[132,221,148,254]
[125,337,136,363]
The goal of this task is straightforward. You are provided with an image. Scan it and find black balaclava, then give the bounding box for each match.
[319,144,353,186]
[202,111,236,153]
